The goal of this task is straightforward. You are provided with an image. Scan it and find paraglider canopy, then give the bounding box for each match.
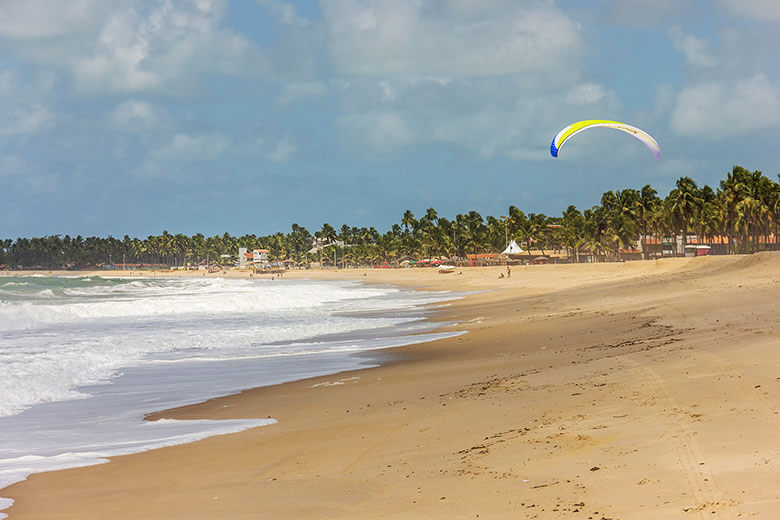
[550,120,660,159]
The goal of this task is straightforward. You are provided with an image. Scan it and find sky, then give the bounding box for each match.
[1,0,779,238]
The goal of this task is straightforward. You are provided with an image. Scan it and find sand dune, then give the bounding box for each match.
[5,253,780,519]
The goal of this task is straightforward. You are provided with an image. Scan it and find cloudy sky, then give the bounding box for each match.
[2,0,779,238]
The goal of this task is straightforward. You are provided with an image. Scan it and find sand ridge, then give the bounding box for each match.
[4,253,780,519]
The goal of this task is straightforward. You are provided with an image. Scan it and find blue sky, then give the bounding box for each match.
[2,0,779,238]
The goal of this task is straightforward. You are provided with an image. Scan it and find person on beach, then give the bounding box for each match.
[507,265,511,278]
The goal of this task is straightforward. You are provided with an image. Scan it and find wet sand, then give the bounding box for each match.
[4,254,780,519]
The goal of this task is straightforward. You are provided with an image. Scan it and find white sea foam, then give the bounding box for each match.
[0,277,454,417]
[0,278,400,331]
[0,275,464,515]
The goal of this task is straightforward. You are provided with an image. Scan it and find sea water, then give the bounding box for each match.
[0,275,463,516]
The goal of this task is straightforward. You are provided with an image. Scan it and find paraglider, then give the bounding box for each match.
[550,120,660,159]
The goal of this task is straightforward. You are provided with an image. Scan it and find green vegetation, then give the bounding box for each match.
[2,167,779,269]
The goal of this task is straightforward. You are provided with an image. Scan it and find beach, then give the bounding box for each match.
[3,254,780,519]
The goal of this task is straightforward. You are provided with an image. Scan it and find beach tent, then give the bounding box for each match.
[501,240,524,255]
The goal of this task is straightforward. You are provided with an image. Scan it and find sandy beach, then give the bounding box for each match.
[3,254,780,519]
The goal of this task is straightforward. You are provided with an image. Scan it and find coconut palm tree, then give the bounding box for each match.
[636,185,659,259]
[666,177,703,253]
[560,205,585,262]
[401,210,417,235]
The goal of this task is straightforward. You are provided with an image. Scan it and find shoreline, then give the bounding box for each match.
[0,272,461,497]
[4,255,780,518]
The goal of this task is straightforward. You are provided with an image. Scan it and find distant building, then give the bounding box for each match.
[252,249,269,265]
[238,248,269,268]
[308,238,344,254]
[642,234,733,257]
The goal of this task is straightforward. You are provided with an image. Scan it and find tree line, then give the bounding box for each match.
[2,166,779,269]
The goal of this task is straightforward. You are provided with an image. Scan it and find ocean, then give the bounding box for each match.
[0,274,462,516]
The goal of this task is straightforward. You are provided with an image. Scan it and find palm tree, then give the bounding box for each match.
[666,177,703,254]
[318,223,337,243]
[401,210,417,236]
[485,216,506,252]
[461,211,485,255]
[719,167,745,253]
[769,182,780,250]
[604,189,639,260]
[513,218,535,258]
[560,205,585,262]
[422,207,438,226]
[637,185,659,259]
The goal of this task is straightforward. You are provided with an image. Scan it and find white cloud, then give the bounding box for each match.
[378,81,395,102]
[0,0,102,39]
[0,105,53,135]
[16,105,53,134]
[153,133,231,161]
[231,134,299,163]
[110,100,159,129]
[670,74,780,138]
[338,111,414,154]
[0,156,34,177]
[266,137,297,162]
[0,70,15,95]
[275,82,327,107]
[321,0,583,80]
[72,1,259,93]
[504,146,550,162]
[0,0,597,166]
[431,109,509,159]
[649,157,701,180]
[74,9,160,92]
[332,75,629,160]
[594,0,697,26]
[1,0,264,95]
[668,26,718,68]
[429,0,524,19]
[19,172,61,193]
[565,83,607,105]
[717,0,780,22]
[319,1,596,159]
[652,82,677,119]
[256,0,310,26]
[367,112,414,150]
[0,0,284,109]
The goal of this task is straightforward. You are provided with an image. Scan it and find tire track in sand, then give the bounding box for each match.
[617,355,733,519]
[701,351,780,434]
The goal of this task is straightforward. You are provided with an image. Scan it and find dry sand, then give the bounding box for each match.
[3,254,780,519]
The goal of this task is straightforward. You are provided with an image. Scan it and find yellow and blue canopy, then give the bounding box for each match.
[550,119,660,159]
